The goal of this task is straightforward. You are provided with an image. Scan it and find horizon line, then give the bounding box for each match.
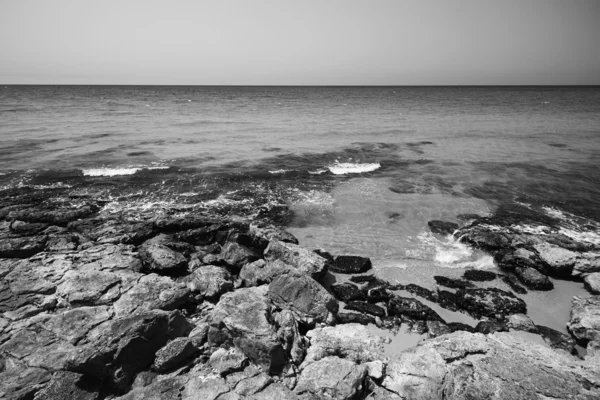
[3,84,600,87]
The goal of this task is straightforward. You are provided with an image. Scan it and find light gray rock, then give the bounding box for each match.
[114,273,190,316]
[567,295,600,345]
[56,270,121,306]
[220,241,260,269]
[209,347,248,376]
[240,259,294,287]
[139,235,188,273]
[41,306,114,345]
[274,309,306,364]
[184,265,233,299]
[33,371,99,400]
[507,313,538,333]
[153,337,197,372]
[584,273,600,294]
[264,240,328,279]
[248,383,299,400]
[295,356,368,400]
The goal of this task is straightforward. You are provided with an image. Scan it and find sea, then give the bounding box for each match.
[2,85,600,334]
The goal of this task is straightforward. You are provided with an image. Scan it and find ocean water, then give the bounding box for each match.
[2,85,600,331]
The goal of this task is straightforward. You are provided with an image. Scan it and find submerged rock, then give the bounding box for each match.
[427,220,458,235]
[463,269,496,281]
[387,295,443,322]
[433,275,473,289]
[345,301,385,318]
[454,287,526,319]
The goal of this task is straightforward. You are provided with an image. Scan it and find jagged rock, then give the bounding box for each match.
[209,347,248,376]
[226,365,272,396]
[427,220,458,235]
[274,309,306,364]
[330,282,365,302]
[337,312,376,325]
[426,320,452,338]
[9,220,49,236]
[182,376,231,400]
[176,225,219,245]
[584,273,600,294]
[220,241,259,269]
[209,286,285,374]
[295,356,368,400]
[495,248,544,272]
[46,233,79,251]
[268,271,338,325]
[248,383,299,400]
[536,325,576,353]
[184,265,233,299]
[507,313,538,333]
[303,323,388,366]
[138,235,188,274]
[514,266,554,290]
[114,274,190,316]
[433,276,473,289]
[463,269,496,281]
[153,337,197,372]
[41,306,114,345]
[382,331,600,399]
[8,204,98,226]
[447,322,476,333]
[264,240,328,279]
[33,371,99,400]
[567,295,600,345]
[345,301,385,317]
[387,295,443,322]
[56,270,122,306]
[0,236,46,258]
[454,287,526,319]
[500,274,528,294]
[399,284,436,303]
[70,218,154,246]
[534,242,600,277]
[0,356,51,400]
[457,225,511,252]
[476,320,508,334]
[330,255,372,274]
[239,259,293,287]
[247,223,299,251]
[435,290,458,311]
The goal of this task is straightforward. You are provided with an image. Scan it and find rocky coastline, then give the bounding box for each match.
[1,187,600,399]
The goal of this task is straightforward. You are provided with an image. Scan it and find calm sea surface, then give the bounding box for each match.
[2,85,600,330]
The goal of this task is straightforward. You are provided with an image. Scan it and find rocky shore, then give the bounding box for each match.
[1,188,600,399]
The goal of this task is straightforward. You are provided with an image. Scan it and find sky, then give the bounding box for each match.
[1,0,599,85]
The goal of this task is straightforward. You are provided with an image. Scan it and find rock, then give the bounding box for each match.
[345,301,385,317]
[41,306,114,345]
[435,290,458,311]
[114,274,190,317]
[209,286,285,374]
[138,235,188,274]
[248,383,299,400]
[463,269,496,281]
[303,323,388,365]
[500,274,528,294]
[398,284,436,303]
[274,309,306,364]
[337,312,376,325]
[495,248,544,272]
[153,337,197,372]
[295,356,368,400]
[426,320,452,337]
[364,360,385,380]
[182,376,231,400]
[209,347,248,376]
[457,225,511,252]
[226,365,272,396]
[533,242,600,277]
[247,223,299,251]
[476,320,508,334]
[9,220,49,236]
[9,204,98,226]
[567,295,600,345]
[220,241,259,269]
[0,236,46,258]
[33,371,99,400]
[330,255,372,274]
[387,295,444,322]
[433,276,473,289]
[239,259,293,287]
[514,266,554,291]
[427,220,458,235]
[176,225,218,245]
[584,273,600,294]
[447,322,476,333]
[184,265,233,299]
[268,271,339,325]
[330,282,365,302]
[536,325,576,353]
[364,286,391,303]
[264,240,328,279]
[56,270,122,306]
[454,287,527,319]
[507,313,538,333]
[0,357,51,400]
[382,331,600,399]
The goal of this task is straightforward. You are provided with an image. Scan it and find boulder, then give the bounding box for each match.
[500,274,528,294]
[476,320,508,334]
[247,223,299,250]
[264,240,328,279]
[463,269,496,281]
[567,295,600,345]
[0,236,46,258]
[209,347,248,376]
[336,312,376,326]
[330,255,372,274]
[533,242,600,277]
[426,320,452,338]
[514,266,553,291]
[382,331,600,399]
[330,282,365,302]
[184,265,233,299]
[274,309,306,364]
[536,325,576,354]
[56,270,122,306]
[153,337,197,372]
[295,356,368,400]
[220,241,259,269]
[457,225,511,252]
[138,235,188,274]
[345,301,385,317]
[506,313,538,333]
[447,322,476,333]
[584,273,600,294]
[113,274,190,317]
[239,259,293,287]
[32,371,99,400]
[433,276,473,289]
[427,220,458,235]
[268,271,338,325]
[454,287,527,319]
[225,365,272,396]
[387,295,444,322]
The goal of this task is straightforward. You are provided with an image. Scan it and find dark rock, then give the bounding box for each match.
[427,220,458,235]
[500,274,528,294]
[495,248,549,274]
[247,223,298,251]
[436,290,459,311]
[447,322,476,333]
[330,255,372,274]
[138,235,188,274]
[433,276,473,289]
[264,240,328,279]
[8,204,98,226]
[176,225,218,245]
[184,265,233,300]
[33,371,99,400]
[345,301,385,317]
[399,284,437,303]
[349,275,377,284]
[515,266,554,291]
[0,236,46,258]
[220,241,259,269]
[454,287,527,319]
[536,325,576,353]
[387,296,443,322]
[313,248,334,262]
[154,214,217,232]
[69,218,155,246]
[463,269,496,281]
[456,213,482,222]
[456,225,511,253]
[330,282,365,302]
[336,312,376,325]
[364,286,391,303]
[427,320,452,338]
[9,220,49,236]
[476,320,508,334]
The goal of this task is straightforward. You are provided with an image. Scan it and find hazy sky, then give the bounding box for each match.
[1,0,599,85]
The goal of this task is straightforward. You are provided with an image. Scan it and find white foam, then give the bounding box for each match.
[268,169,292,174]
[308,168,328,175]
[83,166,168,177]
[417,230,496,270]
[327,162,381,175]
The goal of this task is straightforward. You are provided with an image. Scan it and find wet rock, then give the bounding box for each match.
[399,284,436,303]
[70,218,154,246]
[345,301,385,317]
[239,259,293,287]
[154,214,218,232]
[507,313,538,333]
[8,204,98,226]
[457,225,511,253]
[536,325,577,353]
[435,290,459,311]
[33,371,99,400]
[176,225,218,245]
[454,287,526,319]
[220,241,259,269]
[209,347,248,376]
[364,286,391,303]
[476,320,508,334]
[209,286,285,374]
[114,274,190,316]
[247,223,299,251]
[382,331,600,399]
[427,220,458,235]
[495,248,545,272]
[138,235,188,274]
[0,236,46,258]
[349,275,377,284]
[426,320,452,338]
[268,271,339,325]
[500,274,528,294]
[584,273,600,294]
[463,269,496,281]
[447,322,476,333]
[153,337,197,372]
[330,255,372,274]
[330,282,365,302]
[387,295,443,322]
[336,312,376,325]
[184,265,233,299]
[313,248,335,262]
[567,295,600,346]
[514,266,554,291]
[433,275,473,289]
[264,240,328,279]
[295,356,368,400]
